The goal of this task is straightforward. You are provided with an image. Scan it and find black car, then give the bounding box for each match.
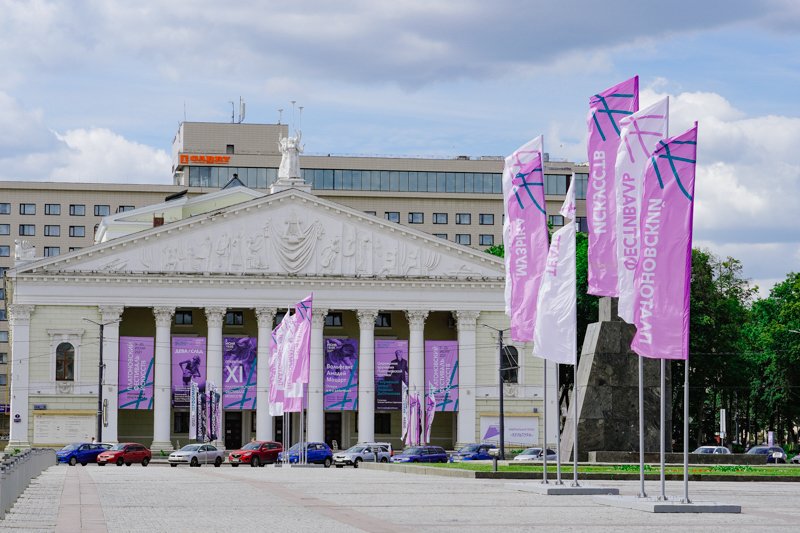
[746,445,787,463]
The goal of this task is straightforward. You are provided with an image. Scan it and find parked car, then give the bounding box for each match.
[790,453,800,464]
[450,443,497,462]
[692,446,732,454]
[169,443,224,467]
[228,441,282,467]
[390,446,448,463]
[278,442,333,467]
[359,441,394,457]
[513,448,558,462]
[97,443,151,466]
[333,444,391,467]
[56,442,112,466]
[746,445,787,464]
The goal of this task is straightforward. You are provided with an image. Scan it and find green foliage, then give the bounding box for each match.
[484,244,504,258]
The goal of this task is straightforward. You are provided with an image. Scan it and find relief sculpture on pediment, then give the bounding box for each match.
[269,212,324,273]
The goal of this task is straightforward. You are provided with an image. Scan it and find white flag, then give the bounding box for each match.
[532,176,577,365]
[401,381,409,443]
[615,97,669,323]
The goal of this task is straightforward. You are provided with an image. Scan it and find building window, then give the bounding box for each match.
[275,311,287,326]
[574,174,589,200]
[19,203,36,215]
[0,203,10,215]
[479,214,494,225]
[455,234,471,245]
[0,287,4,299]
[479,234,495,246]
[364,211,376,216]
[0,375,6,386]
[0,246,9,257]
[0,332,7,343]
[226,144,235,154]
[456,213,471,225]
[70,204,86,216]
[69,247,82,252]
[45,203,61,215]
[576,217,588,233]
[501,346,519,384]
[375,312,392,328]
[44,225,60,237]
[433,213,448,224]
[44,247,60,257]
[433,233,447,240]
[545,174,568,195]
[69,226,86,237]
[0,224,9,235]
[174,412,190,433]
[375,413,392,434]
[408,212,424,224]
[116,205,135,213]
[0,353,6,364]
[225,311,244,326]
[94,205,111,217]
[56,342,75,381]
[385,212,400,223]
[175,310,193,325]
[548,215,564,227]
[19,224,35,236]
[0,309,5,321]
[324,312,343,327]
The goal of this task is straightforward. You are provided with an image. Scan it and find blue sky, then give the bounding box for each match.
[1,0,798,295]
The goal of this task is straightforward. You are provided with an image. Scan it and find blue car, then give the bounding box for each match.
[391,446,448,463]
[56,442,111,466]
[450,443,497,462]
[278,442,333,467]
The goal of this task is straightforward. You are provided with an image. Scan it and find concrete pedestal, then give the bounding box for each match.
[511,482,619,496]
[595,495,741,513]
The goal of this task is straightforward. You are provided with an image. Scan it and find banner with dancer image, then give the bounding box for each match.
[375,339,408,411]
[118,336,154,410]
[425,340,459,411]
[223,337,258,410]
[172,337,207,408]
[323,338,359,410]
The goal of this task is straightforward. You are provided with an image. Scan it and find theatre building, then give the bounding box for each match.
[4,180,554,451]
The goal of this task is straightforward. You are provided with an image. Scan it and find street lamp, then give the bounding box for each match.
[83,317,120,442]
[482,324,511,460]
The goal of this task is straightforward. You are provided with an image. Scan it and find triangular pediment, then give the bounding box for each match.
[18,188,504,280]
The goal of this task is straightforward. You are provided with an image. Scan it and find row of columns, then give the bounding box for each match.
[7,304,480,450]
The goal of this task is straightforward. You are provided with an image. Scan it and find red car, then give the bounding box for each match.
[228,441,282,467]
[97,442,152,466]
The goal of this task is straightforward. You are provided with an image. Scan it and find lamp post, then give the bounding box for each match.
[83,317,120,443]
[483,325,511,460]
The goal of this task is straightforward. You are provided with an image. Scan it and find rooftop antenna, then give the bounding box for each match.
[238,97,246,123]
[298,106,303,132]
[290,100,296,135]
[277,108,283,125]
[228,100,235,123]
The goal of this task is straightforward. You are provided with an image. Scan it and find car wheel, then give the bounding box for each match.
[380,457,388,463]
[81,462,87,466]
[98,463,106,466]
[116,458,124,466]
[251,457,260,468]
[142,457,150,467]
[69,457,77,466]
[323,457,332,468]
[353,458,361,468]
[231,464,239,467]
[191,457,199,467]
[125,463,131,467]
[214,457,222,467]
[170,464,177,468]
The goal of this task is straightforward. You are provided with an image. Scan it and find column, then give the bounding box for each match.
[205,307,226,449]
[406,310,428,397]
[455,311,479,447]
[357,309,379,443]
[6,305,35,451]
[308,307,328,443]
[255,307,276,441]
[100,305,124,444]
[151,306,175,451]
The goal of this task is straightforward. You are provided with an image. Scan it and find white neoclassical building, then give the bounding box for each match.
[4,182,556,451]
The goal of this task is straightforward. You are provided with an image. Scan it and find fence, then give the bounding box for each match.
[0,448,56,519]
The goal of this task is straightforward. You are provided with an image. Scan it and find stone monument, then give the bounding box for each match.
[271,129,311,194]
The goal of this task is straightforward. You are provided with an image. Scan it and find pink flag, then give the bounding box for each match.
[504,150,549,342]
[631,124,698,360]
[587,76,639,296]
[503,136,543,316]
[286,294,313,397]
[424,386,436,444]
[268,321,287,416]
[615,98,670,323]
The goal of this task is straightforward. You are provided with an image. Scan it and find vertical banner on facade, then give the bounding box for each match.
[374,339,408,410]
[172,337,207,407]
[631,124,698,360]
[118,336,154,410]
[323,338,359,411]
[425,340,459,412]
[587,76,639,296]
[223,337,257,410]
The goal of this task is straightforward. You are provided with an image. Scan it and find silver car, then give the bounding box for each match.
[333,445,391,468]
[513,447,558,462]
[169,444,224,467]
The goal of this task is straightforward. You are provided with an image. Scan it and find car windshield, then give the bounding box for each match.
[180,444,202,451]
[345,446,367,453]
[400,447,423,455]
[109,444,127,451]
[287,444,304,452]
[458,445,480,453]
[242,442,261,450]
[693,447,714,453]
[61,444,79,452]
[521,448,541,455]
[747,447,769,454]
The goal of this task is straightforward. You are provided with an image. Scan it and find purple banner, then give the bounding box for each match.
[223,337,257,410]
[118,336,154,410]
[425,341,459,412]
[172,337,207,407]
[324,338,358,411]
[631,124,698,360]
[375,339,408,411]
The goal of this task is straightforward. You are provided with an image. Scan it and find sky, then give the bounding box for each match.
[1,0,798,296]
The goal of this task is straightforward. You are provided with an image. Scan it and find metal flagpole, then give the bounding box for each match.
[659,358,666,500]
[542,359,548,484]
[555,363,562,484]
[572,362,580,486]
[639,356,647,498]
[683,360,690,503]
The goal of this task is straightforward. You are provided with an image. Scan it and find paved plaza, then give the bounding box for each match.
[1,464,798,532]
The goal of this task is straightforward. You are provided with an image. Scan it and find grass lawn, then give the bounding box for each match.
[428,462,800,476]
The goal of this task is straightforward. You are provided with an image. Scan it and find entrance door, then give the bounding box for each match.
[324,412,342,450]
[225,412,243,450]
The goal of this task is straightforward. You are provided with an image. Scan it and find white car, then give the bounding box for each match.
[692,446,731,454]
[169,444,224,467]
[513,447,558,462]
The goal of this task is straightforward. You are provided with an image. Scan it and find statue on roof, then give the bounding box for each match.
[278,130,303,180]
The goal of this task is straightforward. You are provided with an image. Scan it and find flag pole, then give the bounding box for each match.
[541,359,548,484]
[555,362,562,484]
[572,362,580,486]
[659,358,666,500]
[683,359,690,503]
[639,355,647,497]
